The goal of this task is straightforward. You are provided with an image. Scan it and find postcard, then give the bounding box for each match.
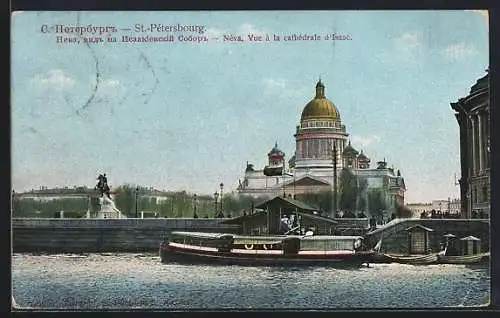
[11,10,491,310]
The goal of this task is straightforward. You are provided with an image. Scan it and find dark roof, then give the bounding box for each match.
[255,196,318,212]
[297,211,338,225]
[221,210,268,224]
[469,72,488,94]
[342,141,359,157]
[357,150,369,161]
[268,142,284,156]
[221,205,338,225]
[460,235,481,241]
[405,224,434,232]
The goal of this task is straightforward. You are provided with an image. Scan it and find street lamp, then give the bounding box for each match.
[193,194,198,218]
[219,182,224,218]
[135,186,139,218]
[214,191,219,218]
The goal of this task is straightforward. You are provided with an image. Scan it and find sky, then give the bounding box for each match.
[11,11,489,203]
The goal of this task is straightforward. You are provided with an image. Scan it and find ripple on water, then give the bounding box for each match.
[11,253,490,309]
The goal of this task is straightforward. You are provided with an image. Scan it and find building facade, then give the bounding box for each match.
[450,71,490,219]
[237,80,406,219]
[407,198,461,218]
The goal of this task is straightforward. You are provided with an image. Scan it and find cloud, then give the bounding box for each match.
[376,31,423,65]
[31,69,76,90]
[441,42,477,61]
[350,134,381,148]
[262,78,286,90]
[261,77,309,108]
[395,31,422,52]
[238,23,267,36]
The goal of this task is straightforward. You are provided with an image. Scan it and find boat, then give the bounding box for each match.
[382,253,439,265]
[159,231,374,267]
[437,252,490,265]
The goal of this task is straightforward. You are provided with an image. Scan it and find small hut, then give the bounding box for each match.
[460,236,481,255]
[406,224,434,255]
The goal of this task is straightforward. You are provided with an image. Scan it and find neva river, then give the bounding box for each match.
[12,253,490,310]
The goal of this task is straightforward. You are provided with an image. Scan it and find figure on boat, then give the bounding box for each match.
[95,173,111,199]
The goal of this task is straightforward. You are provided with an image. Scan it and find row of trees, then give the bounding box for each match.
[297,168,412,220]
[11,185,268,219]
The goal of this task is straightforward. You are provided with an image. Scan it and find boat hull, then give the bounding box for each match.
[159,246,372,267]
[378,253,439,265]
[437,253,490,265]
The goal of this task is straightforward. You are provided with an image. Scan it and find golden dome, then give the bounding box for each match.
[300,79,340,121]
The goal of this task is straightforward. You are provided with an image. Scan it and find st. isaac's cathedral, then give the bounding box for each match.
[237,79,406,218]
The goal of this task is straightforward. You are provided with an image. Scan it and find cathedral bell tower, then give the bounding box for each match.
[264,142,285,176]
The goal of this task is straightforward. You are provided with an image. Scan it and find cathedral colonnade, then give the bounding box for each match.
[451,71,490,219]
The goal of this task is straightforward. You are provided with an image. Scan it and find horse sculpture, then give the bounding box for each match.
[95,173,111,199]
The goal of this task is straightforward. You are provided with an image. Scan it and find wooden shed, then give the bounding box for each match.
[460,236,481,255]
[406,224,434,255]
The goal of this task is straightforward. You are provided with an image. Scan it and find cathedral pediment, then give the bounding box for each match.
[286,176,331,186]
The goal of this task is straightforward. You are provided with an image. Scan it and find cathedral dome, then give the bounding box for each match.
[268,142,284,156]
[300,79,340,121]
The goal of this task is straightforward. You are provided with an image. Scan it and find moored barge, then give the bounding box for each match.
[159,231,374,267]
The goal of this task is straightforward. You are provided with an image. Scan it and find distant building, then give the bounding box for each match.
[429,199,461,215]
[406,203,432,218]
[237,79,406,219]
[407,198,461,218]
[450,70,490,219]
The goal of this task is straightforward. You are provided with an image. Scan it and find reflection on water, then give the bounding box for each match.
[12,253,490,310]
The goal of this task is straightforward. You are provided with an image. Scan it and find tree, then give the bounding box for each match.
[395,202,413,218]
[339,168,358,213]
[357,178,368,213]
[299,191,330,212]
[114,184,136,217]
[158,201,172,217]
[367,189,386,221]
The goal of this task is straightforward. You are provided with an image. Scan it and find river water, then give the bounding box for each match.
[12,253,490,310]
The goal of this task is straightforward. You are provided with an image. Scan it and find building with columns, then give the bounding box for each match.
[237,79,406,219]
[450,70,490,219]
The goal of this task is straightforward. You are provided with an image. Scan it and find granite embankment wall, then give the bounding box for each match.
[364,219,490,254]
[12,218,241,253]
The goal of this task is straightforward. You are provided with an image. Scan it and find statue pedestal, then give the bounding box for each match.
[96,196,126,219]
